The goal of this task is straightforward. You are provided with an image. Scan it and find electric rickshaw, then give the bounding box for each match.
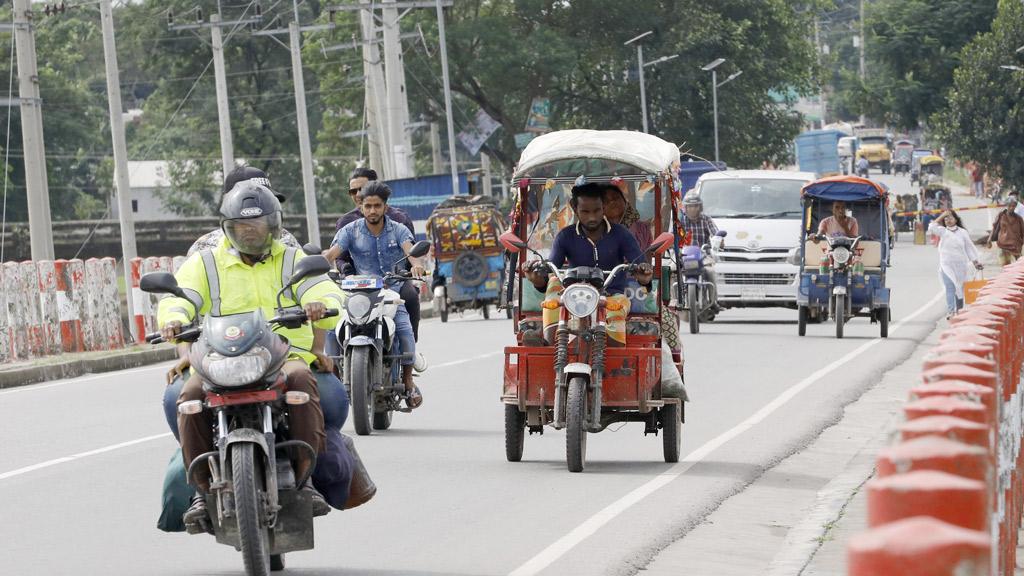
[427,195,509,321]
[797,175,891,339]
[910,149,932,184]
[499,129,686,472]
[893,140,914,176]
[919,156,950,228]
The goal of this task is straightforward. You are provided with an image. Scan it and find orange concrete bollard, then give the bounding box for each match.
[922,351,997,378]
[867,470,988,530]
[848,516,990,575]
[910,381,996,418]
[921,364,999,400]
[904,396,989,426]
[899,416,991,449]
[876,436,990,482]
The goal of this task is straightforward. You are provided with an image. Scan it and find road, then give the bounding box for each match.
[0,173,993,575]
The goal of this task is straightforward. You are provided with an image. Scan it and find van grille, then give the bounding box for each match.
[721,273,796,286]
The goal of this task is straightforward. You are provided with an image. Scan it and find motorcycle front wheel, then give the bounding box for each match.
[233,443,271,576]
[834,294,846,339]
[687,284,699,334]
[566,377,588,473]
[350,347,374,436]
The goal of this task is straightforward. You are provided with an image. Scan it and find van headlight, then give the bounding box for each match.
[346,293,373,325]
[561,284,600,318]
[832,246,851,265]
[201,347,272,387]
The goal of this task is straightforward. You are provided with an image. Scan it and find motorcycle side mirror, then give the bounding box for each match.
[715,230,728,238]
[500,231,528,251]
[140,272,184,298]
[645,232,675,256]
[286,255,331,287]
[302,243,321,256]
[409,240,431,258]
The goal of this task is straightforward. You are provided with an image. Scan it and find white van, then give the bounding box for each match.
[692,170,816,309]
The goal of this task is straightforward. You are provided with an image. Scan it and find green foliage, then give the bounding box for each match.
[933,0,1024,191]
[855,0,998,130]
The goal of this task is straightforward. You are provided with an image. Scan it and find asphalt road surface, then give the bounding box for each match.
[0,173,989,575]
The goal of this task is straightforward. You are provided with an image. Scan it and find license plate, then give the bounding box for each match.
[341,277,384,290]
[740,286,767,299]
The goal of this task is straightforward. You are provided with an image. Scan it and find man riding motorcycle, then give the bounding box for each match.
[323,181,427,409]
[523,183,654,346]
[679,191,720,293]
[158,181,346,531]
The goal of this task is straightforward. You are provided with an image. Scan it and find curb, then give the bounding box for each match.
[0,344,178,390]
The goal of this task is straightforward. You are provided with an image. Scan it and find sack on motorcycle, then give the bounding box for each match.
[157,448,194,533]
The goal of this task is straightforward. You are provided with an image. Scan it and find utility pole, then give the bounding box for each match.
[99,0,137,340]
[481,153,492,196]
[430,121,443,173]
[859,0,866,125]
[360,2,392,178]
[11,0,53,261]
[210,14,235,179]
[435,0,459,195]
[289,21,319,245]
[381,0,413,178]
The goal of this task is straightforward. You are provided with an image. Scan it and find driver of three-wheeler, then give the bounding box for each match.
[521,182,654,347]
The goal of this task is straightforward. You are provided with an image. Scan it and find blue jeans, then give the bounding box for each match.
[392,303,416,366]
[941,272,964,315]
[163,369,349,439]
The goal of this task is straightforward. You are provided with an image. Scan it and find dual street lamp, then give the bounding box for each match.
[702,58,742,163]
[624,31,680,134]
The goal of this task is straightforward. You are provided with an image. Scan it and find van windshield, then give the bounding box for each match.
[699,178,806,219]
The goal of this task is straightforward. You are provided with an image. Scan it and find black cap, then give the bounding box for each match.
[223,166,284,202]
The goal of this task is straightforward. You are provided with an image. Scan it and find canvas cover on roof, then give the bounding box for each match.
[514,129,680,177]
[802,175,889,202]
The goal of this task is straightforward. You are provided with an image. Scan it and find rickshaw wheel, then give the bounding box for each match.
[372,410,392,430]
[879,308,889,338]
[835,295,845,339]
[505,306,513,320]
[566,377,588,473]
[661,403,681,463]
[798,306,808,337]
[482,304,490,320]
[504,404,526,462]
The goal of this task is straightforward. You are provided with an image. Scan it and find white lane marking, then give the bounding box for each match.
[508,291,944,576]
[0,363,170,396]
[0,349,503,481]
[431,351,503,369]
[0,432,173,481]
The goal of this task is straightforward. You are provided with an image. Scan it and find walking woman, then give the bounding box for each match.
[928,209,983,318]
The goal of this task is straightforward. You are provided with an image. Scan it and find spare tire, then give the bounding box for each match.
[452,251,489,287]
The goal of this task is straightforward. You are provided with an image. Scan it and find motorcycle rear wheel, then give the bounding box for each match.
[350,347,373,436]
[233,443,271,576]
[566,377,588,473]
[687,285,699,334]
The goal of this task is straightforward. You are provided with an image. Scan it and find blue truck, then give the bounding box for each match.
[794,129,844,176]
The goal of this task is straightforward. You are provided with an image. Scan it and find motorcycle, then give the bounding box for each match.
[335,240,431,436]
[140,255,337,576]
[681,230,726,334]
[816,234,864,339]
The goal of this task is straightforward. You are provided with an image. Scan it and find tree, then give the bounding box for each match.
[855,0,998,130]
[933,0,1024,191]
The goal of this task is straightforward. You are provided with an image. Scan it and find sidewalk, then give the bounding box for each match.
[0,344,178,390]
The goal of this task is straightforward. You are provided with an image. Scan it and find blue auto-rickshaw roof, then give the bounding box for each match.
[801,175,888,202]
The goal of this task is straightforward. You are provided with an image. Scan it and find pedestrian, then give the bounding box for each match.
[928,210,983,318]
[970,163,985,199]
[986,192,1024,266]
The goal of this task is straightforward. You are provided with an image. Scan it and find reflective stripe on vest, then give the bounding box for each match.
[281,247,299,301]
[199,249,221,316]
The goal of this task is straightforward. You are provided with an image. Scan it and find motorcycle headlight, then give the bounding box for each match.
[561,284,600,318]
[201,346,273,388]
[346,293,373,325]
[683,259,700,270]
[832,246,851,265]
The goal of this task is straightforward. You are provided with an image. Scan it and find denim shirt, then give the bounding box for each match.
[332,216,414,279]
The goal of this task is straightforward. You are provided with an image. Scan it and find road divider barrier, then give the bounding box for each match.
[130,256,181,339]
[892,202,1001,217]
[0,256,184,364]
[848,259,1024,575]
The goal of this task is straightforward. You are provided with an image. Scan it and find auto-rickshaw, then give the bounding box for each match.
[797,175,891,339]
[499,129,685,472]
[919,156,950,228]
[427,195,509,321]
[893,140,914,176]
[910,149,932,184]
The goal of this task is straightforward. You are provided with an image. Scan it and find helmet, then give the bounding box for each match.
[219,181,282,257]
[683,191,703,207]
[223,166,284,201]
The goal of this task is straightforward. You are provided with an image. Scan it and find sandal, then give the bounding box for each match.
[405,386,423,409]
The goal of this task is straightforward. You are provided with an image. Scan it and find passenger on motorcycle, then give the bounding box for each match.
[157,181,345,528]
[679,191,720,289]
[323,181,426,409]
[333,168,422,343]
[523,183,654,346]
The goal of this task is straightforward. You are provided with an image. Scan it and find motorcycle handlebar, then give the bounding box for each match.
[145,325,201,346]
[269,308,339,325]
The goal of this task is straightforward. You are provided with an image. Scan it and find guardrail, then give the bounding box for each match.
[847,260,1024,575]
[0,255,189,364]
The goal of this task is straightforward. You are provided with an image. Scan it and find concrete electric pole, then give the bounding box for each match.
[11,0,54,261]
[381,0,413,178]
[99,0,138,340]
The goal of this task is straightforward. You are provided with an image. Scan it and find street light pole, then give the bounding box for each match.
[702,58,725,162]
[624,31,653,133]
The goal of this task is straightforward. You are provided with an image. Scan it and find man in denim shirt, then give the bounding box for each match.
[324,182,426,408]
